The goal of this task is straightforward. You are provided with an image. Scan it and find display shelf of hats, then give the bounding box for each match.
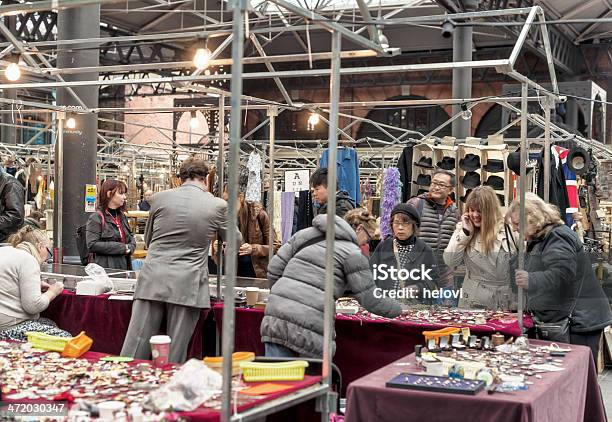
[432,144,458,202]
[481,145,511,209]
[456,143,483,211]
[411,142,435,198]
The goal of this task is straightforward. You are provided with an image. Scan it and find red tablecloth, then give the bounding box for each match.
[212,303,534,396]
[344,340,607,422]
[41,291,210,359]
[2,348,322,422]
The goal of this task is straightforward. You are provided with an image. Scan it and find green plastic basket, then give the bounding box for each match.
[26,331,71,352]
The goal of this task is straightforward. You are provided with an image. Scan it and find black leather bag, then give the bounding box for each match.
[533,316,571,343]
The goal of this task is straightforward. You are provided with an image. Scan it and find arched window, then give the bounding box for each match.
[356,95,451,143]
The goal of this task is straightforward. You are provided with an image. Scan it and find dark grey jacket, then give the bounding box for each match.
[525,224,612,333]
[0,171,24,243]
[261,214,402,357]
[316,190,355,218]
[86,209,136,270]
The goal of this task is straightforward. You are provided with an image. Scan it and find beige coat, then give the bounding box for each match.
[134,182,241,308]
[444,221,518,310]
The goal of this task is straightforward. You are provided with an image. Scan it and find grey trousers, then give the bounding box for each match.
[120,299,201,363]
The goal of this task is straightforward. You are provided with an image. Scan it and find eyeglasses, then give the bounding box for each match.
[430,181,452,189]
[392,221,412,228]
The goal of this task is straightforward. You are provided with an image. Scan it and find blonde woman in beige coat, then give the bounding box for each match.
[444,186,518,310]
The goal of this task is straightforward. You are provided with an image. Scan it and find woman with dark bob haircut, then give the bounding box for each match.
[85,179,136,270]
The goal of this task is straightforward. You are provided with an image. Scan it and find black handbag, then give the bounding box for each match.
[534,274,584,343]
[504,224,519,294]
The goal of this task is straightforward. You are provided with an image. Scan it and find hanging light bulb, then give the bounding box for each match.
[307,112,320,131]
[190,110,199,129]
[5,62,20,82]
[65,117,76,129]
[460,103,472,120]
[193,39,211,69]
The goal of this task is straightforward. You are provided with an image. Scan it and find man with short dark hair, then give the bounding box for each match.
[121,157,241,363]
[310,167,355,218]
[0,166,24,243]
[407,169,459,301]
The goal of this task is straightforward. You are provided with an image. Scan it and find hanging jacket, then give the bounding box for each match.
[316,190,355,218]
[397,143,416,202]
[320,147,361,205]
[525,224,612,332]
[261,214,402,357]
[86,208,136,271]
[0,171,25,243]
[407,194,459,288]
[537,147,570,222]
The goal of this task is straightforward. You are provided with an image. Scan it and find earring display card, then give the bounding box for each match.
[386,373,486,395]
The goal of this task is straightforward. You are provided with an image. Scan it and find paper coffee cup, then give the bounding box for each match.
[149,335,171,366]
[97,401,125,420]
[246,287,259,306]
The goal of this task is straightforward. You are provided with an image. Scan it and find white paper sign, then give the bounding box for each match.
[284,170,310,192]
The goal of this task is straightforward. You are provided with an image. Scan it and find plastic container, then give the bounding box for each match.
[26,331,71,352]
[422,327,461,342]
[61,331,93,358]
[204,352,255,376]
[240,360,309,382]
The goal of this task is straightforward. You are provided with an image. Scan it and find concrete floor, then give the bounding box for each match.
[600,369,612,421]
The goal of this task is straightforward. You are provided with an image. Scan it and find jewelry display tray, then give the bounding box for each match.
[385,373,485,395]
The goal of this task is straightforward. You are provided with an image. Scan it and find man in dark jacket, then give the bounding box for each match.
[407,170,459,299]
[0,168,25,243]
[310,167,355,218]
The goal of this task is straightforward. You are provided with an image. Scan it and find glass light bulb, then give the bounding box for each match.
[308,113,320,127]
[5,62,20,81]
[193,48,211,69]
[461,109,473,120]
[190,115,200,129]
[65,117,76,129]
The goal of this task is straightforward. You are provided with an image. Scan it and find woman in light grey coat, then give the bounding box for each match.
[260,214,402,358]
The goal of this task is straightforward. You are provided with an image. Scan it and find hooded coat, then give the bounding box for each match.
[316,190,355,218]
[261,214,402,357]
[0,171,24,243]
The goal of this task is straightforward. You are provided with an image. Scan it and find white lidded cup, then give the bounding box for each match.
[149,335,171,367]
[245,287,260,306]
[97,401,125,420]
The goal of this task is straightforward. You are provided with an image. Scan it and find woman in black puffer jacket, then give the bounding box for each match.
[508,193,612,361]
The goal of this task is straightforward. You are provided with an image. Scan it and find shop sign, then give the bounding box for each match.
[284,170,310,192]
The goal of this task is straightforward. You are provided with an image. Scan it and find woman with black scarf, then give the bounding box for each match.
[370,204,439,305]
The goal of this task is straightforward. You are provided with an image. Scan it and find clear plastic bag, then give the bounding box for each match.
[144,359,222,412]
[84,263,114,292]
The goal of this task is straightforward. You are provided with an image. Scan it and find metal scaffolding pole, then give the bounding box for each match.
[54,113,65,262]
[216,93,225,311]
[267,107,278,266]
[544,98,552,203]
[322,29,341,420]
[517,82,528,333]
[221,0,246,420]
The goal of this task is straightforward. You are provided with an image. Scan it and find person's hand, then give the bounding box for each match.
[49,282,64,297]
[515,270,529,289]
[41,280,50,292]
[239,243,253,256]
[461,213,473,235]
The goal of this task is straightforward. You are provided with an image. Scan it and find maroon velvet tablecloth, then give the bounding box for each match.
[41,291,210,359]
[212,303,533,396]
[344,340,607,422]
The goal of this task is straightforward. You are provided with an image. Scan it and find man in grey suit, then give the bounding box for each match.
[121,157,241,363]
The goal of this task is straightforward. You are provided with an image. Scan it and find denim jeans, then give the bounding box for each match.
[264,342,298,358]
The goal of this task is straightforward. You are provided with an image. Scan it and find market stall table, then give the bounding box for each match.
[212,303,533,395]
[0,344,323,422]
[344,340,606,422]
[41,291,210,359]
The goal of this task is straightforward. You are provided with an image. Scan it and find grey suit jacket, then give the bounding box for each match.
[134,181,241,308]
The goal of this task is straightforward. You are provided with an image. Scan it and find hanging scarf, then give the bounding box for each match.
[380,167,402,240]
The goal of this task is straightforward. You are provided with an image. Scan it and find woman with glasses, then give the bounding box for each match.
[344,208,378,256]
[0,225,69,341]
[370,203,439,305]
[444,186,517,310]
